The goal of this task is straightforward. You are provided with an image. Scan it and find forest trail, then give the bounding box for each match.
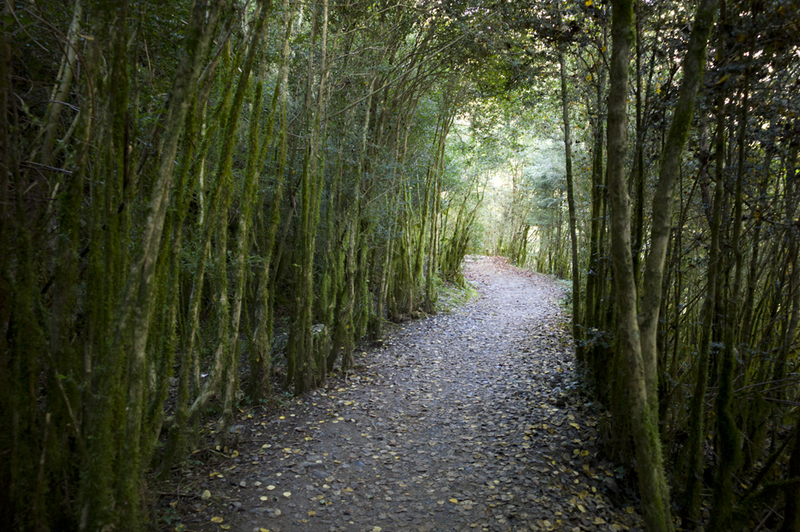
[176,257,644,532]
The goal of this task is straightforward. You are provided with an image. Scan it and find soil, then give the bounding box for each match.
[166,256,644,532]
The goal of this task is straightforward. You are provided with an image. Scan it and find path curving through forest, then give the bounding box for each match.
[176,257,644,532]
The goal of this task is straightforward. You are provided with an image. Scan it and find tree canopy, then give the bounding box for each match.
[1,0,799,530]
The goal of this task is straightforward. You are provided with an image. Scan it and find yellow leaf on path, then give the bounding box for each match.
[594,517,606,524]
[449,498,459,504]
[626,506,635,514]
[260,496,268,501]
[585,0,593,6]
[220,525,230,530]
[283,492,292,498]
[260,529,270,532]
[210,516,223,523]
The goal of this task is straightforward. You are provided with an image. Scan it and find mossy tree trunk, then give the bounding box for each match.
[681,84,725,521]
[607,2,673,529]
[558,38,582,360]
[250,0,295,402]
[607,0,718,529]
[288,0,330,395]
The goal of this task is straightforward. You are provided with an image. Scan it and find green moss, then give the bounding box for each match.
[435,277,479,314]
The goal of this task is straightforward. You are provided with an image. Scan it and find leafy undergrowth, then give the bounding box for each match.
[160,256,644,532]
[436,276,480,314]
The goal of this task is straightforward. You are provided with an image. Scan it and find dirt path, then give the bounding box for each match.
[172,257,643,532]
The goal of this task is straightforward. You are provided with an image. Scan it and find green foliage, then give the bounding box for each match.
[3,0,798,530]
[0,0,486,527]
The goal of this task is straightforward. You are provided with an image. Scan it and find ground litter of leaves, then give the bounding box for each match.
[167,256,644,532]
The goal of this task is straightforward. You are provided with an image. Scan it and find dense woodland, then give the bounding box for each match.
[0,0,798,530]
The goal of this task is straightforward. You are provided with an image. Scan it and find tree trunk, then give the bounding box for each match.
[558,47,581,360]
[637,0,718,423]
[607,0,685,529]
[709,55,747,532]
[219,1,273,438]
[682,96,725,521]
[250,0,294,401]
[290,0,329,394]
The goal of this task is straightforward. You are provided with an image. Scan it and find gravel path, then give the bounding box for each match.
[175,256,643,532]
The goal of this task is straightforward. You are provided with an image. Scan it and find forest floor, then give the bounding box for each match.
[164,256,645,532]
